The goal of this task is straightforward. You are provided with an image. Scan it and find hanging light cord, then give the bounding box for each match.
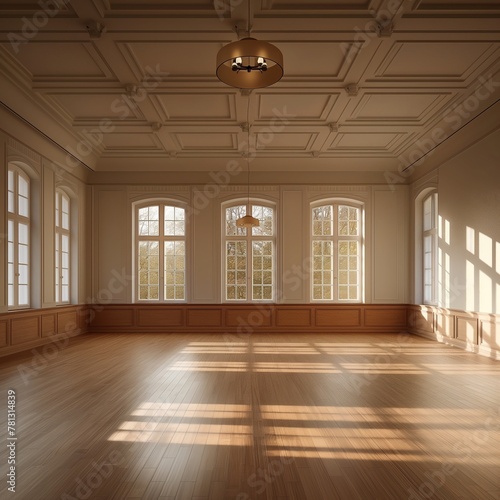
[247,92,251,211]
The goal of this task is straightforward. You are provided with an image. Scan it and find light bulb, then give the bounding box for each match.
[235,57,242,65]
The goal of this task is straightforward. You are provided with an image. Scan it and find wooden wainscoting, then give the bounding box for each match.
[88,303,409,334]
[407,305,500,360]
[0,305,88,357]
[3,304,498,360]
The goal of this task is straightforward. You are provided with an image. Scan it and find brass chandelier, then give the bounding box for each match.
[216,1,283,89]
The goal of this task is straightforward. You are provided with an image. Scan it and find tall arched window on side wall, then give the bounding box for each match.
[55,189,71,304]
[311,200,364,302]
[135,202,187,302]
[422,192,438,305]
[223,201,276,302]
[7,165,31,309]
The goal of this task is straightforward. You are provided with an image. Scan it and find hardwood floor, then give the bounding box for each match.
[0,332,499,500]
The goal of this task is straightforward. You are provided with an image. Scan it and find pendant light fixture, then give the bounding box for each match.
[216,0,283,89]
[236,93,259,228]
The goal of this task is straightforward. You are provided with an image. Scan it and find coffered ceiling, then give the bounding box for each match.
[0,0,499,178]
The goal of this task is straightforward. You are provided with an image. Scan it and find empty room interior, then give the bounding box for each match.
[1,0,500,499]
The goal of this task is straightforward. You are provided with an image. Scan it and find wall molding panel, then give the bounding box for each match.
[407,305,500,360]
[88,304,409,334]
[0,305,88,357]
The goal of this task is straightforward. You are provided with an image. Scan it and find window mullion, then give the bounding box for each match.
[248,232,252,302]
[14,214,19,308]
[159,205,165,302]
[333,204,338,302]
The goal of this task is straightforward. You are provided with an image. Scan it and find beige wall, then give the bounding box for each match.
[411,127,500,314]
[0,113,88,313]
[90,182,410,304]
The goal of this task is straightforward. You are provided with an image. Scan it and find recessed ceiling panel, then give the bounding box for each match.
[108,0,215,9]
[414,0,500,10]
[261,0,375,10]
[351,93,449,122]
[378,42,493,79]
[103,133,160,149]
[255,133,314,150]
[176,133,236,150]
[0,0,76,14]
[257,93,335,121]
[331,133,399,150]
[52,94,140,120]
[279,42,349,78]
[11,43,107,79]
[155,94,234,120]
[123,42,219,78]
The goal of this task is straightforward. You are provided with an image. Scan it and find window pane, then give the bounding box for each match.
[62,194,69,214]
[62,234,69,253]
[338,205,359,236]
[8,191,14,213]
[252,205,273,236]
[19,264,29,285]
[18,223,28,245]
[338,240,359,299]
[18,285,29,306]
[8,263,14,285]
[18,244,29,265]
[55,195,60,227]
[252,240,273,300]
[312,240,333,300]
[423,194,435,231]
[164,241,185,300]
[62,212,70,231]
[312,206,332,236]
[62,252,69,269]
[138,241,160,300]
[18,195,29,218]
[57,193,70,230]
[227,241,246,300]
[226,205,247,236]
[164,206,185,236]
[18,174,29,197]
[8,285,14,307]
[423,231,434,302]
[138,206,159,236]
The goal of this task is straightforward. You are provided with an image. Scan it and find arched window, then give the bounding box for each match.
[135,202,186,301]
[422,192,438,305]
[223,201,275,301]
[311,201,363,302]
[55,189,71,304]
[7,165,30,309]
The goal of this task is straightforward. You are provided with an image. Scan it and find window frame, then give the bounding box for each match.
[55,189,71,305]
[310,199,364,303]
[422,191,438,305]
[7,165,31,310]
[222,199,276,303]
[133,200,188,303]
